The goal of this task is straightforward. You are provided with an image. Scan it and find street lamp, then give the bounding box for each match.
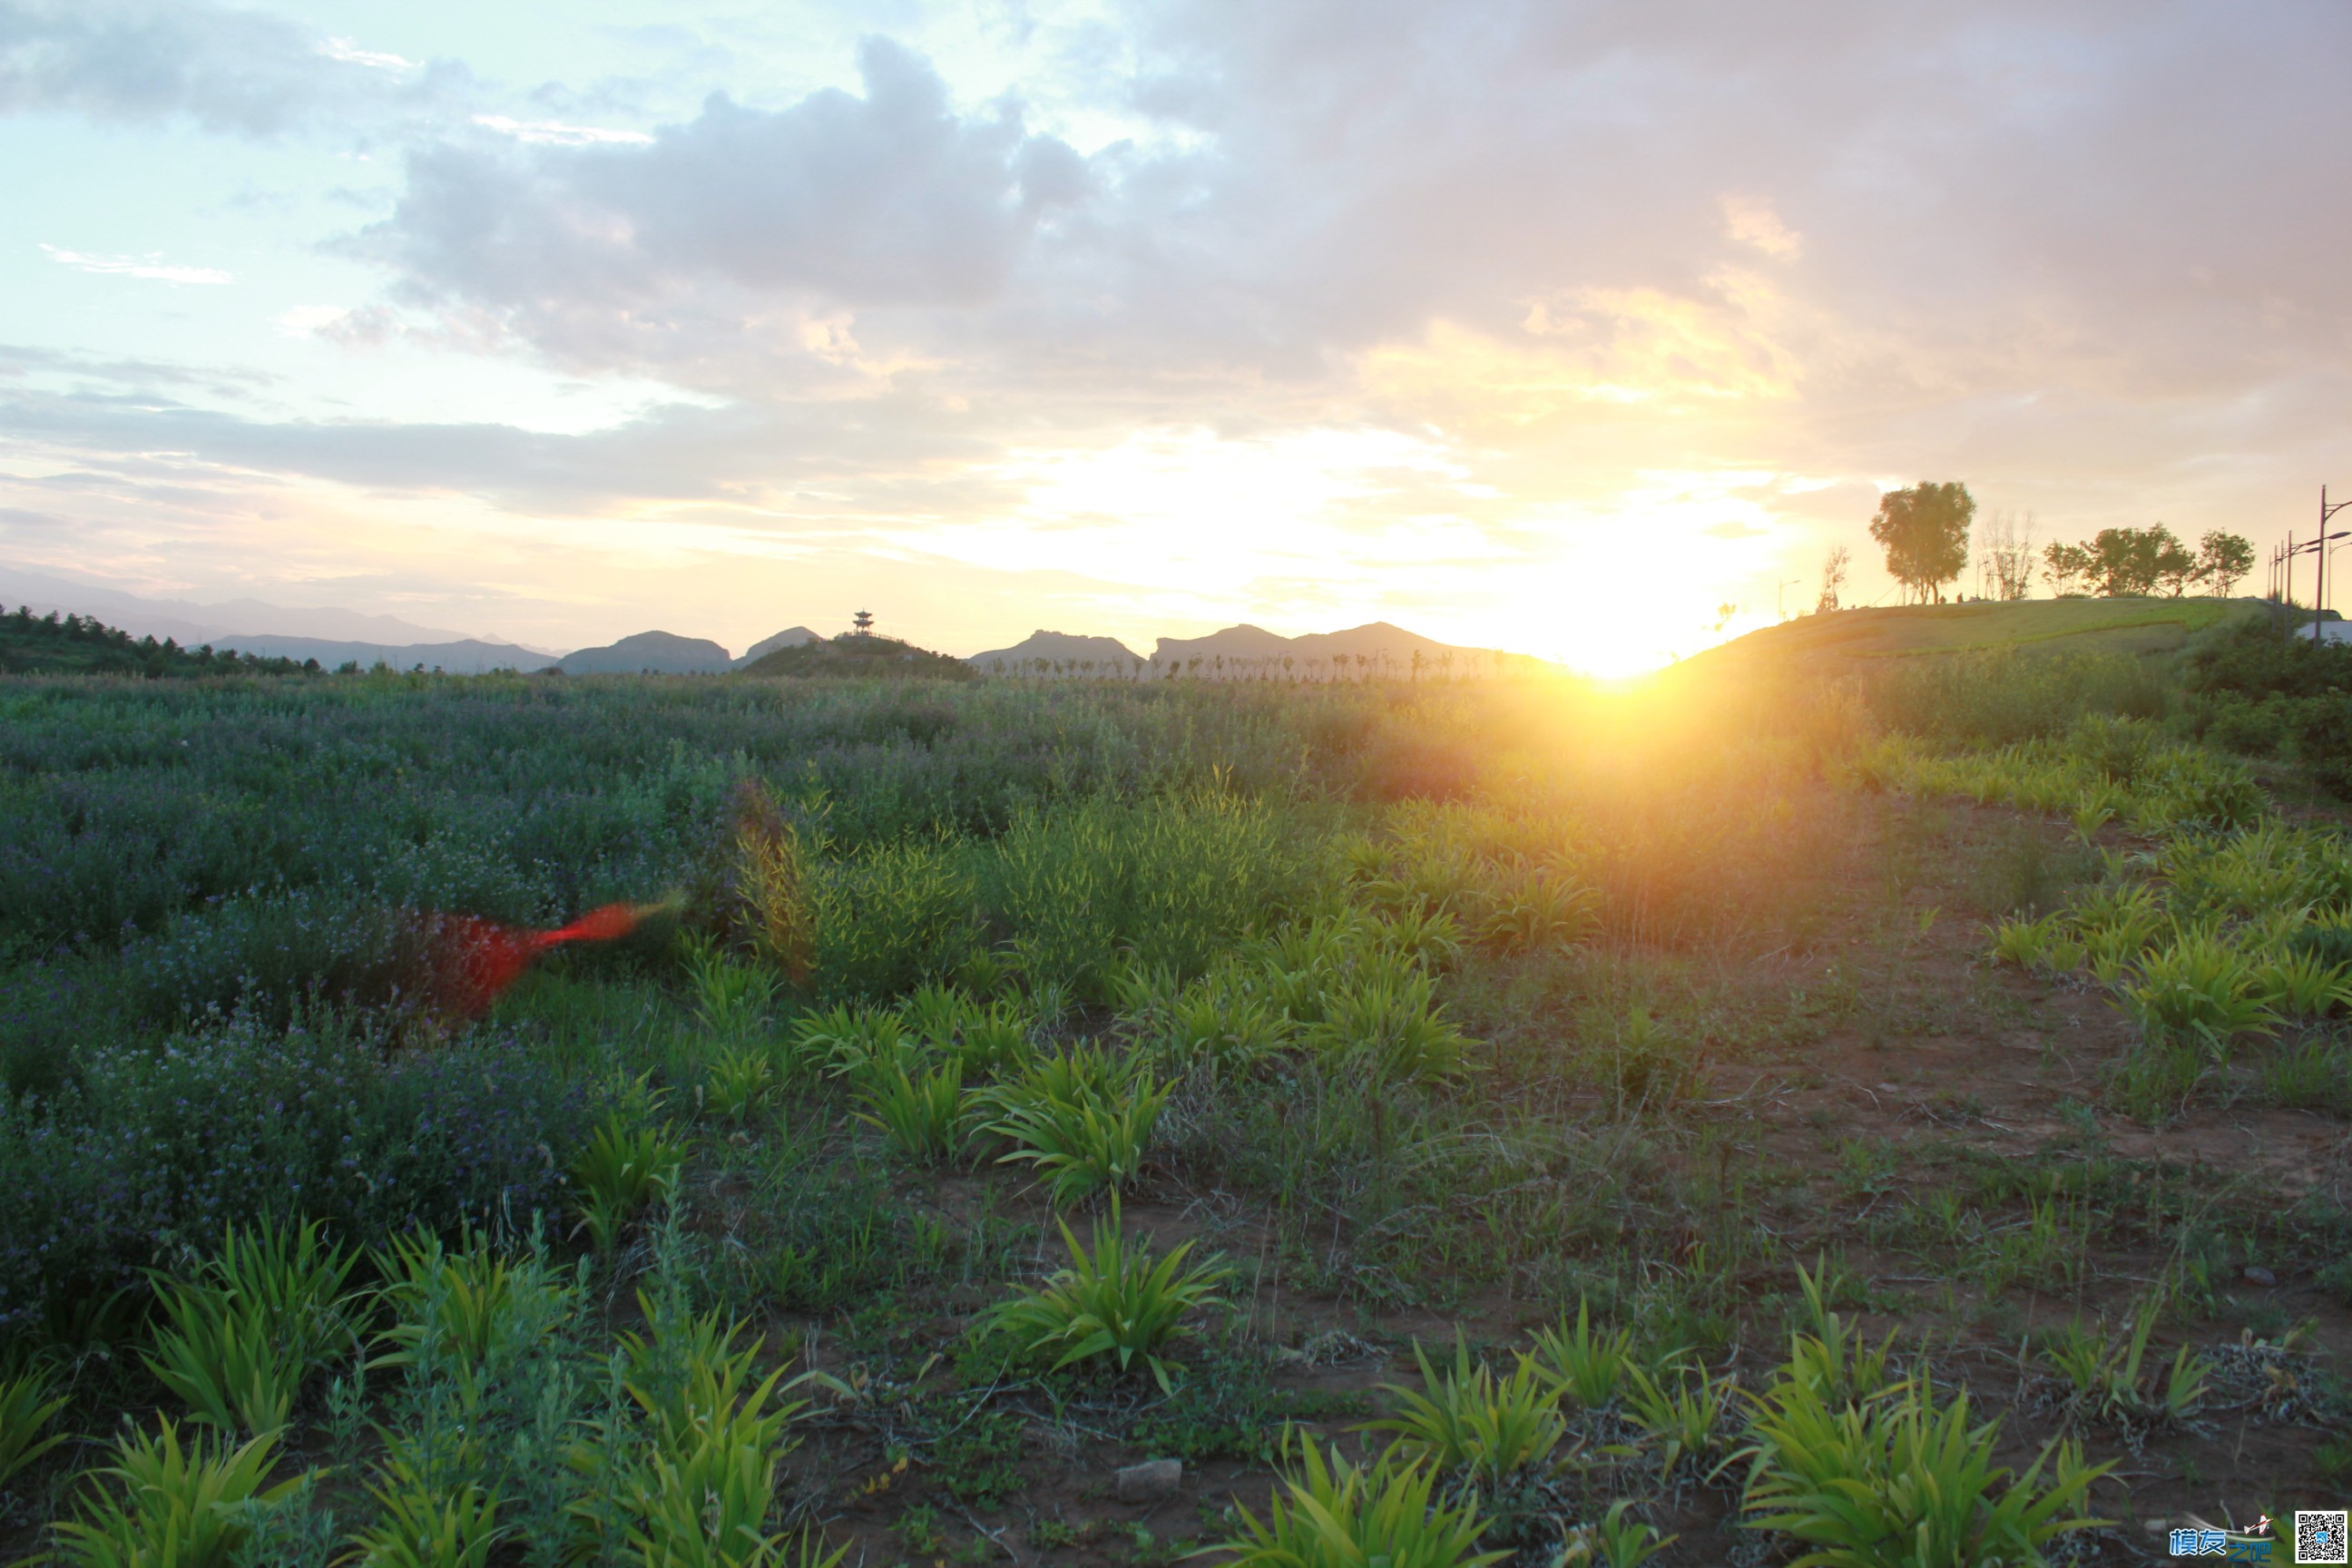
[1777,578,1802,620]
[2292,527,2352,639]
[2310,485,2352,642]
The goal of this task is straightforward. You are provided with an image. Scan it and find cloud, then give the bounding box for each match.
[13,0,2352,654]
[318,1,2352,435]
[340,38,1090,393]
[471,114,652,147]
[317,37,412,74]
[0,0,459,136]
[1721,195,1801,260]
[40,244,232,284]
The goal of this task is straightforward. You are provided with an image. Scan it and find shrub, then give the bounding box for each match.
[985,793,1313,1000]
[2264,1038,2352,1112]
[811,838,981,1001]
[2036,1295,2212,1429]
[2254,951,2352,1018]
[1783,1257,1900,1406]
[792,1002,912,1074]
[346,1468,506,1568]
[1605,1007,1689,1112]
[2117,929,2280,1054]
[0,1367,68,1488]
[1475,867,1598,954]
[1211,1437,1504,1568]
[1365,1339,1573,1491]
[1302,970,1474,1084]
[617,1303,812,1568]
[976,1047,1168,1202]
[1154,976,1293,1073]
[1529,1300,1636,1410]
[50,1419,307,1567]
[854,1058,968,1165]
[703,1045,779,1123]
[983,1202,1231,1391]
[1987,913,2082,974]
[143,1217,363,1437]
[1738,1377,2111,1568]
[145,1280,305,1438]
[570,1115,685,1250]
[372,1231,573,1373]
[1557,1503,1673,1568]
[903,985,1033,1075]
[0,1011,597,1337]
[1622,1365,1735,1477]
[682,937,777,1041]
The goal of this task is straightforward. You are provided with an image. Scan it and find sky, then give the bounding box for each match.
[5,1,2351,673]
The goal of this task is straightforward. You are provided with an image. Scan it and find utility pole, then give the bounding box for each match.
[2319,486,2352,643]
[2295,484,2352,643]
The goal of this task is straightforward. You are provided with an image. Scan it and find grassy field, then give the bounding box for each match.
[0,642,2344,1565]
[1703,594,2267,668]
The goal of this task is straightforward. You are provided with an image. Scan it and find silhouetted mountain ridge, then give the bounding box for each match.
[736,627,821,667]
[559,631,732,674]
[967,631,1143,671]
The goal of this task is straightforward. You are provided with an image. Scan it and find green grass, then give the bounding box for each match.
[5,646,2348,1566]
[1710,594,2260,666]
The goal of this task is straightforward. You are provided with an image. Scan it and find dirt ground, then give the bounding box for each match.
[735,799,2349,1568]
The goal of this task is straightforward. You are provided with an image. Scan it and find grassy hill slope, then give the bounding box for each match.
[1700,595,2271,669]
[738,633,974,681]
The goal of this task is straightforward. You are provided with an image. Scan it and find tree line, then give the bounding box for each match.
[0,607,322,679]
[1848,483,2255,607]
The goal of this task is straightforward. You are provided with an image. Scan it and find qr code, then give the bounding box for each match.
[2298,1511,2349,1565]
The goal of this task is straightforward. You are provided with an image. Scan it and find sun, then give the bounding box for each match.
[1479,531,1730,679]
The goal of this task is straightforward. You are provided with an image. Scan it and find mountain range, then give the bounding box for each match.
[0,566,494,645]
[970,622,1510,676]
[3,565,1523,678]
[556,626,821,673]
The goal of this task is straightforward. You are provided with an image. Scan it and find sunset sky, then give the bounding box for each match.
[5,1,2350,673]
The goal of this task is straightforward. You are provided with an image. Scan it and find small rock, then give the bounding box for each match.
[1116,1458,1182,1502]
[2244,1265,2278,1289]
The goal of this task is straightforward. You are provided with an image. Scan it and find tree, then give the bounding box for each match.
[1868,482,1975,603]
[1713,602,1738,632]
[2043,541,2092,596]
[2197,530,2255,596]
[1814,544,1851,613]
[1975,510,2037,601]
[2153,528,2200,597]
[2082,524,2187,596]
[2042,524,2211,597]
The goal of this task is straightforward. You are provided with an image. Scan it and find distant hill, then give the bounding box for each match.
[735,627,821,668]
[1696,596,2270,670]
[1151,621,1514,677]
[740,633,973,681]
[0,564,545,652]
[559,631,733,674]
[1151,623,1297,665]
[968,631,1142,674]
[212,635,544,673]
